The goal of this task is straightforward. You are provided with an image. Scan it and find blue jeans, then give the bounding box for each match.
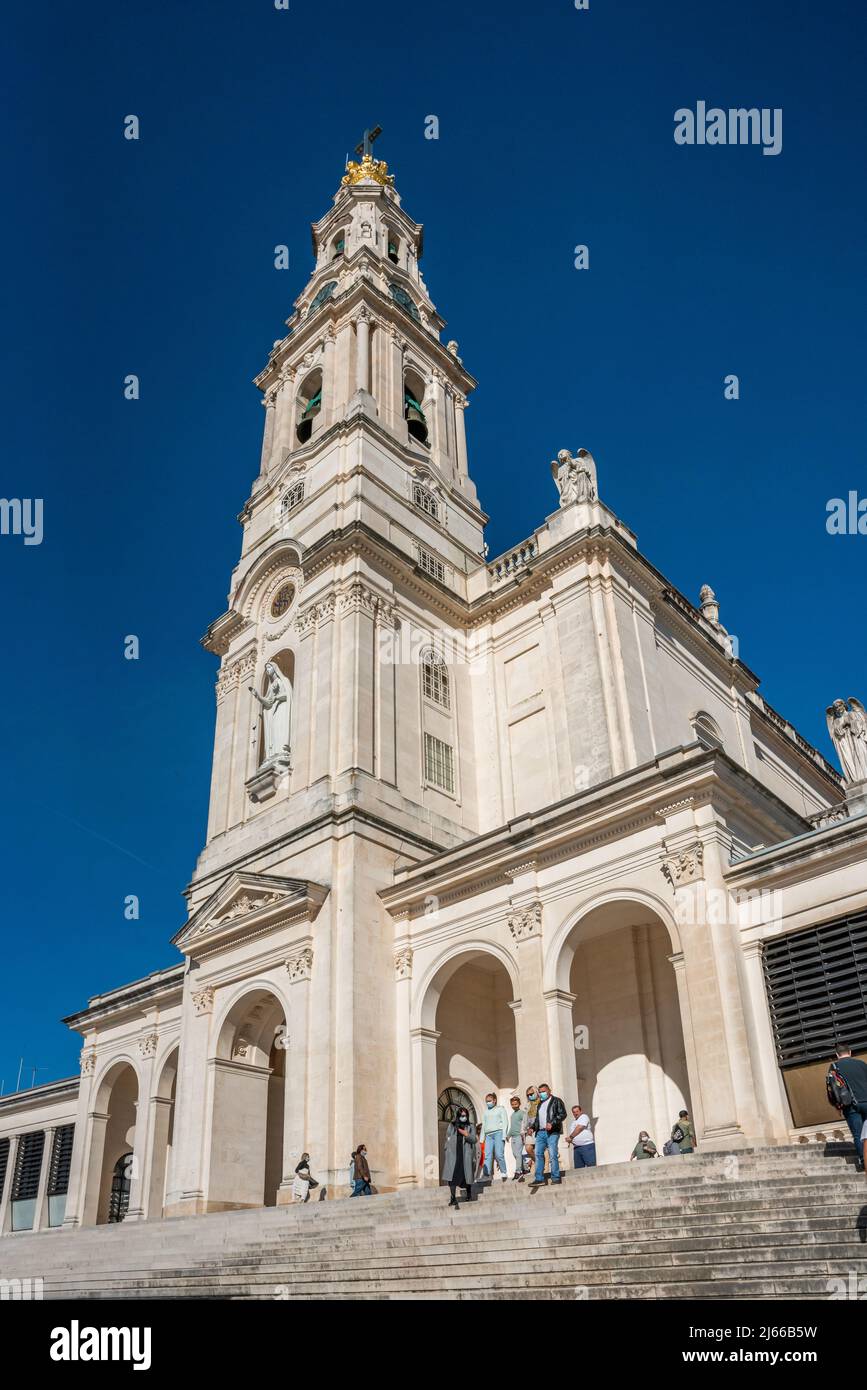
[483,1130,506,1177]
[534,1130,561,1183]
[572,1142,596,1168]
[844,1105,867,1164]
[350,1179,371,1196]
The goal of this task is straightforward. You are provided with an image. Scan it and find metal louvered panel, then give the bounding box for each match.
[0,1137,9,1202]
[763,911,867,1067]
[11,1130,45,1201]
[47,1124,75,1196]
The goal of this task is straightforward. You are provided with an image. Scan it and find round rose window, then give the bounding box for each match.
[270,583,295,618]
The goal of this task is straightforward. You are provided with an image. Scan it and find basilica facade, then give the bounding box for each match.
[2,151,866,1236]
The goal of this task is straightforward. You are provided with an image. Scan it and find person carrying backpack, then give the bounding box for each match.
[826,1042,867,1172]
[670,1109,697,1155]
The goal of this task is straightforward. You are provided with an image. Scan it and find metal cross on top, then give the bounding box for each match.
[355,125,382,158]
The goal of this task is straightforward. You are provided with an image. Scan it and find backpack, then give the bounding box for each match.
[671,1123,685,1144]
[662,1140,680,1157]
[826,1064,856,1110]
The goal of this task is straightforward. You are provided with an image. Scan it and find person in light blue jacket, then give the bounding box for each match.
[481,1093,509,1180]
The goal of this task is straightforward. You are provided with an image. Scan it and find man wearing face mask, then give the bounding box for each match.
[529,1083,567,1189]
[481,1092,510,1181]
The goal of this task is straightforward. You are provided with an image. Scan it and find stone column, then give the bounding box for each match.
[274,367,296,466]
[61,1045,97,1229]
[355,310,370,393]
[410,1026,440,1187]
[278,944,314,1203]
[321,328,337,430]
[125,1033,159,1222]
[33,1127,53,1232]
[144,1095,174,1219]
[454,394,469,476]
[78,1110,110,1227]
[259,388,277,475]
[740,940,792,1142]
[544,989,578,1104]
[163,985,214,1217]
[394,944,416,1185]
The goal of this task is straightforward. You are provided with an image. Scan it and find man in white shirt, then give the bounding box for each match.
[567,1104,596,1169]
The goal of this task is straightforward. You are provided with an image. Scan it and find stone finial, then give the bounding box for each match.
[699,585,720,626]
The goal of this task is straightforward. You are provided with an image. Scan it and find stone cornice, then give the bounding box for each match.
[63,965,186,1034]
[379,745,812,918]
[724,809,867,889]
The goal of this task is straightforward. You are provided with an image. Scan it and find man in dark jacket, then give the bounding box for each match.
[827,1042,867,1171]
[529,1083,567,1189]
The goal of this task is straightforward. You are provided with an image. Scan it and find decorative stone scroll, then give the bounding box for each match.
[660,841,704,888]
[508,902,543,942]
[286,946,314,983]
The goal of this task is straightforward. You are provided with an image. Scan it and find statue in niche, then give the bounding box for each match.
[826,698,867,785]
[249,662,292,763]
[551,448,597,507]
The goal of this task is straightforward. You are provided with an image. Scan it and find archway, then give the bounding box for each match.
[418,948,519,1182]
[93,1062,139,1225]
[557,901,690,1164]
[209,988,287,1210]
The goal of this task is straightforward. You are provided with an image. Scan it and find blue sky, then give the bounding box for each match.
[2,0,865,1091]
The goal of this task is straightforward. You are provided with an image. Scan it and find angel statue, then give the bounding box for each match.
[550,448,597,507]
[826,697,867,785]
[249,662,292,764]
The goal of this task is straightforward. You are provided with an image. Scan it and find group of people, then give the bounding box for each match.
[291,1042,867,1208]
[441,1084,701,1208]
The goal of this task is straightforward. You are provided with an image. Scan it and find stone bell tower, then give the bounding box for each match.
[177,139,491,1195]
[198,136,488,849]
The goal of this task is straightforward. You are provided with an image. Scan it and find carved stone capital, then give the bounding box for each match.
[216,649,257,703]
[138,1032,159,1058]
[508,901,543,943]
[80,1047,97,1076]
[286,946,314,983]
[394,947,414,981]
[661,840,705,888]
[191,985,215,1017]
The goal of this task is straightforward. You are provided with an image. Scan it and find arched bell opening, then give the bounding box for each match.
[296,369,322,444]
[404,368,429,446]
[331,230,346,261]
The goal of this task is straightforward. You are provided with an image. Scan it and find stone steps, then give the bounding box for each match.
[2,1145,862,1299]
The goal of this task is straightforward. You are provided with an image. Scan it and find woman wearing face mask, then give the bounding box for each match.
[630,1131,658,1160]
[442,1106,479,1209]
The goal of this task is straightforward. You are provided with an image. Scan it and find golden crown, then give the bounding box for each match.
[341,153,395,188]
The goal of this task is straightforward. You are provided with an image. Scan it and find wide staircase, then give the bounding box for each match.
[3,1145,865,1299]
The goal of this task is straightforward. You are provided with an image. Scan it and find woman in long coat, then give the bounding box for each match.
[442,1106,479,1209]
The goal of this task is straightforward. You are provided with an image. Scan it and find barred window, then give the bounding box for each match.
[421,648,450,709]
[417,547,445,584]
[412,482,439,521]
[424,731,455,794]
[280,480,305,515]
